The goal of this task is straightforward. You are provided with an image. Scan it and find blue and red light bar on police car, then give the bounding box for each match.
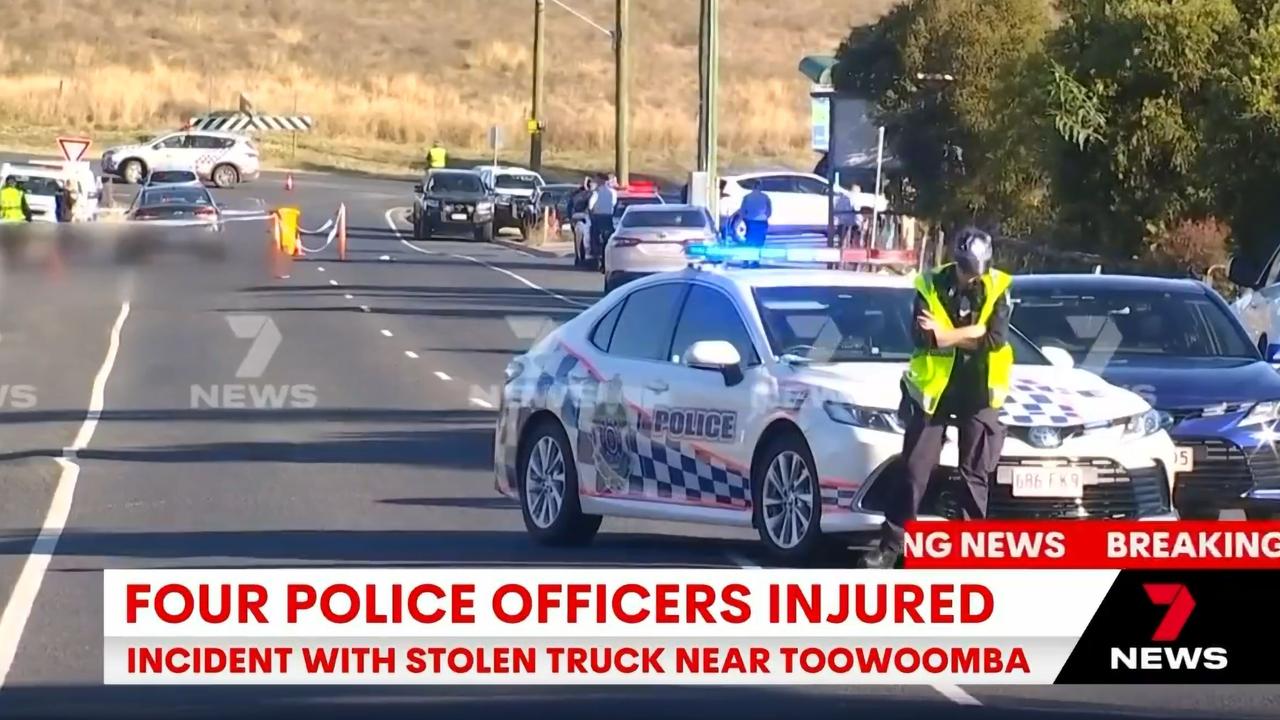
[686,243,918,266]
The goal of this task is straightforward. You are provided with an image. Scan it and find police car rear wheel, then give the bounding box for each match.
[212,164,239,189]
[753,436,821,560]
[519,420,601,545]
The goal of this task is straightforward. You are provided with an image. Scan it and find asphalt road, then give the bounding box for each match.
[0,167,1275,719]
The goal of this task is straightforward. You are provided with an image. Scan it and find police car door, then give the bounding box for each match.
[581,282,686,500]
[652,282,762,509]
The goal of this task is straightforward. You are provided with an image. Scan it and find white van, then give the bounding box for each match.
[0,161,101,222]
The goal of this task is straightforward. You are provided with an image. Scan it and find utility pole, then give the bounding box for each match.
[530,0,546,172]
[615,0,630,186]
[696,0,718,213]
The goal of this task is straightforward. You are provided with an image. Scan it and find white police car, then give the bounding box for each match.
[494,247,1179,561]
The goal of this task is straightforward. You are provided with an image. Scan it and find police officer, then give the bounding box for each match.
[427,140,448,170]
[739,183,772,247]
[0,176,31,222]
[587,172,616,270]
[862,228,1012,568]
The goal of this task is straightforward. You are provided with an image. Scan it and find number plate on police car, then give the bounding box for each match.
[451,212,468,221]
[998,466,1096,498]
[1173,447,1195,472]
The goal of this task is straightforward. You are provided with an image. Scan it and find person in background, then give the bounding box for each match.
[739,183,772,248]
[427,141,448,170]
[587,173,616,270]
[0,176,32,222]
[861,228,1012,569]
[834,191,859,247]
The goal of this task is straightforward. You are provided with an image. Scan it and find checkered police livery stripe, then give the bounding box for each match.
[188,114,314,132]
[820,485,857,512]
[1000,380,1105,426]
[501,343,754,510]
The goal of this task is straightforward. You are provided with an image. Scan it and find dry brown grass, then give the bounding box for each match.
[0,0,894,173]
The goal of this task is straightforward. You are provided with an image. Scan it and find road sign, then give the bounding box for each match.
[57,136,92,163]
[489,125,504,150]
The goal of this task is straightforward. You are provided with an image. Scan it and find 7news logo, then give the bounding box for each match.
[189,315,318,409]
[1109,583,1228,671]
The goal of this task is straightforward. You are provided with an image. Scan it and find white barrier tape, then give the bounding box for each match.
[296,205,345,255]
[298,218,334,236]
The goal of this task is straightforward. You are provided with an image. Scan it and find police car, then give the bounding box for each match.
[494,246,1179,561]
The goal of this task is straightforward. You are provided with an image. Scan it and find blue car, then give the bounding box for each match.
[1012,274,1280,519]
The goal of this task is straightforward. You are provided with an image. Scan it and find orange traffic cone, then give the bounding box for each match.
[284,173,294,191]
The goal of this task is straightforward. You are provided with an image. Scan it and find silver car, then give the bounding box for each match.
[602,204,717,292]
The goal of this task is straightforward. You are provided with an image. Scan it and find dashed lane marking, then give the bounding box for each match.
[344,294,354,300]
[380,329,394,338]
[469,397,495,409]
[434,371,452,381]
[383,208,590,309]
[328,279,339,286]
[404,350,419,359]
[360,305,371,313]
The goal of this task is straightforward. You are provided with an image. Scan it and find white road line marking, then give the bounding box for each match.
[404,350,419,359]
[328,279,339,286]
[360,305,371,313]
[317,266,326,272]
[469,397,495,409]
[0,301,131,688]
[380,329,394,337]
[384,207,589,308]
[344,294,354,300]
[933,685,982,705]
[726,552,759,569]
[434,371,452,381]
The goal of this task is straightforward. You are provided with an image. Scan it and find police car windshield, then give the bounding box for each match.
[430,174,483,193]
[620,209,711,230]
[1011,286,1257,362]
[754,286,1049,365]
[495,175,540,190]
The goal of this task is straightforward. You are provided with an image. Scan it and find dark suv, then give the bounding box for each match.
[411,170,495,242]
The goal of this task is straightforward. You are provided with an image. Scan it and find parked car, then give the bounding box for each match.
[411,169,495,242]
[101,130,260,188]
[143,168,203,187]
[603,204,717,292]
[476,165,544,237]
[1013,273,1280,520]
[718,171,886,239]
[119,184,224,261]
[0,161,100,222]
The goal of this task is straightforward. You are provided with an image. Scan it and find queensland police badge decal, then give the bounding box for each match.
[592,376,632,494]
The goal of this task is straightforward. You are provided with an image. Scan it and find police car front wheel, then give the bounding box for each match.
[519,419,602,545]
[752,434,822,560]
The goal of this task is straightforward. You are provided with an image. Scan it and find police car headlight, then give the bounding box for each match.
[823,401,905,434]
[1124,408,1162,437]
[504,359,525,385]
[1240,400,1280,427]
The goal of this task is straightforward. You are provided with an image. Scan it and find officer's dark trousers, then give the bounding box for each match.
[880,403,1005,552]
[589,213,614,262]
[744,220,768,247]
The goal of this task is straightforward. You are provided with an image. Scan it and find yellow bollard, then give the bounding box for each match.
[276,207,301,256]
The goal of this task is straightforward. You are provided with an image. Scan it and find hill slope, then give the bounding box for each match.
[0,0,892,173]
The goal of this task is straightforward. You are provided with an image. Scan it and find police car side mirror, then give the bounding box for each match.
[1041,346,1075,370]
[684,340,743,386]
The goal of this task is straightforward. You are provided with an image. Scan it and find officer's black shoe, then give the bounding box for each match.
[858,547,901,569]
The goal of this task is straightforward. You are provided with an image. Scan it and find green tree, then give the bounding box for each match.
[1041,0,1239,255]
[834,0,1052,232]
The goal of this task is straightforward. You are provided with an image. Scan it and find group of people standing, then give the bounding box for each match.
[567,173,619,270]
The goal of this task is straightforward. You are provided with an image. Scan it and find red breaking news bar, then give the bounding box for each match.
[902,521,1280,569]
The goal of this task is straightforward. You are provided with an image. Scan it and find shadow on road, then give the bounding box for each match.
[380,496,518,510]
[0,679,1228,720]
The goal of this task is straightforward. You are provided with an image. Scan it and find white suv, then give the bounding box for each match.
[719,171,886,237]
[476,165,545,235]
[101,131,260,188]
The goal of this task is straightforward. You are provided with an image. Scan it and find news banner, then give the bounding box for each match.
[102,521,1280,686]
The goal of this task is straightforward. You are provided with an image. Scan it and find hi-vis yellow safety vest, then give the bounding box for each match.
[428,146,448,169]
[904,264,1014,416]
[0,186,25,222]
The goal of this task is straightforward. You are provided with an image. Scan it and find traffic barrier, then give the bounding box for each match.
[286,204,348,260]
[276,207,301,256]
